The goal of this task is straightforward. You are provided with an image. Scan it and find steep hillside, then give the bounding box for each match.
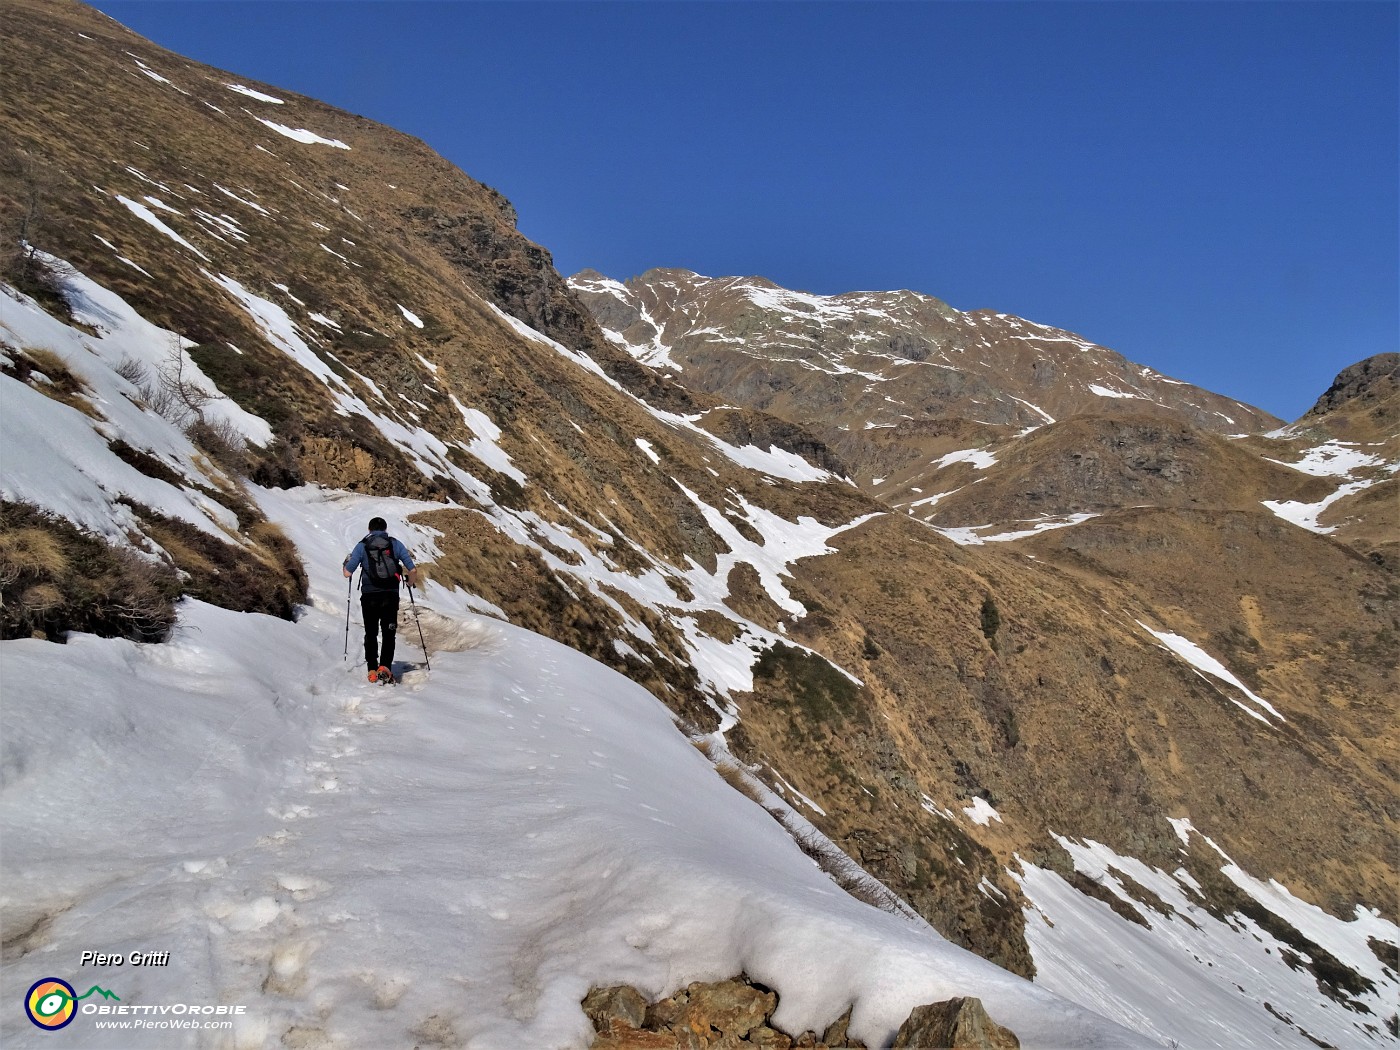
[2,3,1396,1047]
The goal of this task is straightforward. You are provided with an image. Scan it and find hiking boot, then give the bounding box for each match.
[367,670,379,683]
[377,665,393,684]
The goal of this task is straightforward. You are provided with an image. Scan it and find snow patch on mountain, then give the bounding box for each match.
[213,183,271,215]
[452,398,527,485]
[92,233,153,276]
[1262,481,1379,534]
[963,797,1003,826]
[1138,622,1284,724]
[1265,440,1389,477]
[931,514,1099,546]
[113,193,209,260]
[1,263,271,543]
[1260,439,1396,534]
[226,83,285,104]
[1089,383,1144,400]
[253,117,350,149]
[934,447,998,470]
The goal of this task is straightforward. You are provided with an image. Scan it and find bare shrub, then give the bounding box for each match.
[139,373,189,426]
[107,546,183,640]
[186,416,249,475]
[114,354,149,386]
[137,335,228,431]
[160,334,221,424]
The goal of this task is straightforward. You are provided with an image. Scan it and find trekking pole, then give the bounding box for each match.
[407,579,431,671]
[343,571,353,661]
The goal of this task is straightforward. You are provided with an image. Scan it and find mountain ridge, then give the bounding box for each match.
[568,267,1281,435]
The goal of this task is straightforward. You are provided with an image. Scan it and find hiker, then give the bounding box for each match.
[343,516,419,684]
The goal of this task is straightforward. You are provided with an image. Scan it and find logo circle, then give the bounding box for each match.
[25,978,77,1030]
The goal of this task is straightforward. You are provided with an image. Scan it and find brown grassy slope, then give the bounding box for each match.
[0,0,885,695]
[747,511,1398,925]
[1321,478,1400,569]
[920,414,1330,529]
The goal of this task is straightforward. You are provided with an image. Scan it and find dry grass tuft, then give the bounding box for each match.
[0,527,69,581]
[2,345,103,419]
[0,500,180,642]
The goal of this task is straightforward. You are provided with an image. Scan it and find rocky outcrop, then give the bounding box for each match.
[584,978,1023,1050]
[584,977,861,1049]
[1303,353,1399,420]
[891,997,1020,1049]
[1297,353,1400,443]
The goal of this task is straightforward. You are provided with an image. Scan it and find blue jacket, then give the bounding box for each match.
[344,531,416,592]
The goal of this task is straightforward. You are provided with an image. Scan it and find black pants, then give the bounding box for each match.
[361,590,400,671]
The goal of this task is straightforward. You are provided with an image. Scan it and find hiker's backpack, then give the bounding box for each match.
[362,533,401,590]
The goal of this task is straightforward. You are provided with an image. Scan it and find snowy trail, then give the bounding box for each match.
[1,487,1152,1049]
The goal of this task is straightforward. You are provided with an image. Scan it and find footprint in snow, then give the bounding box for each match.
[204,894,284,933]
[262,938,316,997]
[276,874,330,902]
[270,804,314,821]
[361,973,409,1010]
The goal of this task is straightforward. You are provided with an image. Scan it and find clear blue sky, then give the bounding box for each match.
[90,1,1397,421]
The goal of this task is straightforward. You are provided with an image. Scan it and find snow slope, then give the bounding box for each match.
[0,486,1150,1049]
[1015,830,1400,1049]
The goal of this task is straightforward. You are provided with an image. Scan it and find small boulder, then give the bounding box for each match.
[749,1025,794,1049]
[821,1006,867,1048]
[591,1028,679,1050]
[680,985,778,1041]
[584,985,649,1034]
[891,997,1020,1050]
